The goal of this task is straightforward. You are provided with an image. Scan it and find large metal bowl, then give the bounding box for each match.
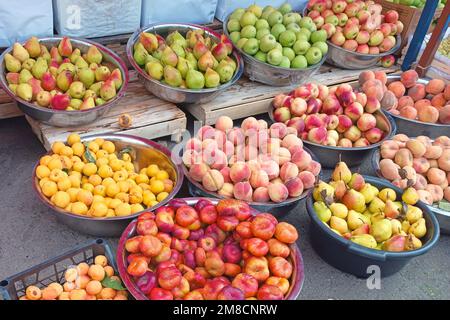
[269,104,397,168]
[183,147,321,216]
[325,35,401,70]
[32,134,183,237]
[117,197,305,300]
[371,149,450,235]
[126,23,243,104]
[384,75,450,138]
[223,14,326,87]
[0,37,129,127]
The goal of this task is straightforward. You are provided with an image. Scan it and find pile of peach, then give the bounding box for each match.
[360,69,450,124]
[379,134,450,205]
[182,116,320,203]
[307,0,402,54]
[20,255,128,300]
[124,199,299,300]
[272,79,389,148]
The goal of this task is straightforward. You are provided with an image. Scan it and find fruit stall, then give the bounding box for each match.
[0,0,449,302]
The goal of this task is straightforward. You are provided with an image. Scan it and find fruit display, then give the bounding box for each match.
[35,134,176,218]
[437,35,450,59]
[360,70,450,124]
[312,161,428,251]
[120,198,299,300]
[272,79,390,148]
[225,3,327,68]
[19,255,128,300]
[306,0,402,54]
[182,116,320,203]
[386,0,446,9]
[3,36,124,111]
[132,28,238,89]
[378,134,450,209]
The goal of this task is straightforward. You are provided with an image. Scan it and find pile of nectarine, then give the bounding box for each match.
[123,198,299,300]
[272,79,389,147]
[379,134,450,205]
[182,116,320,203]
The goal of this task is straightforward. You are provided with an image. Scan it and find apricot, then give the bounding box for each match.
[408,84,426,102]
[100,287,117,299]
[388,81,406,98]
[425,184,444,202]
[439,105,450,124]
[69,289,87,300]
[104,266,114,277]
[400,70,419,88]
[25,285,42,300]
[374,71,387,85]
[86,280,103,296]
[431,93,446,108]
[414,99,431,112]
[399,106,417,119]
[88,264,106,281]
[438,149,450,171]
[425,79,446,95]
[418,105,439,123]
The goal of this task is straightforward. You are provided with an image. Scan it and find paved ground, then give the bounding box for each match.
[0,116,449,299]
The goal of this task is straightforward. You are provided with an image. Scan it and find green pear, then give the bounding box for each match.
[147,61,164,80]
[133,43,149,66]
[368,196,386,214]
[215,60,234,83]
[371,219,392,242]
[19,69,33,83]
[176,57,190,79]
[204,68,220,88]
[78,68,95,88]
[167,31,187,48]
[161,46,179,67]
[313,201,332,223]
[31,57,48,79]
[409,218,426,238]
[22,58,36,71]
[330,216,348,234]
[185,69,205,89]
[69,48,81,64]
[99,80,117,101]
[171,43,186,58]
[350,234,377,249]
[185,52,198,70]
[13,43,29,62]
[95,66,111,82]
[5,53,22,72]
[163,65,183,87]
[347,210,368,230]
[75,56,89,69]
[69,98,83,110]
[332,161,352,183]
[83,90,96,99]
[24,36,41,58]
[86,45,103,64]
[16,83,33,101]
[57,62,75,75]
[89,81,103,95]
[69,81,86,99]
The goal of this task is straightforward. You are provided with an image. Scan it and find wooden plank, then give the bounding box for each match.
[183,65,399,125]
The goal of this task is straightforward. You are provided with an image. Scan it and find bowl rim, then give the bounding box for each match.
[32,133,184,221]
[384,75,450,128]
[222,13,328,73]
[371,148,450,218]
[126,23,244,94]
[269,102,398,151]
[0,36,130,115]
[116,197,305,300]
[182,145,321,207]
[306,175,440,260]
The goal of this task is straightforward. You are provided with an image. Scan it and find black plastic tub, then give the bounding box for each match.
[306,176,440,278]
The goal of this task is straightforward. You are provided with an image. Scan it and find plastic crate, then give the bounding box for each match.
[0,239,116,300]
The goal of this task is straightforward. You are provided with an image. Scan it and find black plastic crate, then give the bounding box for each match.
[0,239,116,300]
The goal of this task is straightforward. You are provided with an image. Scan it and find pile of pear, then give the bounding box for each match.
[3,36,123,111]
[133,29,237,89]
[313,161,427,252]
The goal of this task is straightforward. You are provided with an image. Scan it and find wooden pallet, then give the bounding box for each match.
[183,65,400,125]
[26,74,187,151]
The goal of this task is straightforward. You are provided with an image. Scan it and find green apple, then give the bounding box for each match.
[279,3,292,15]
[230,8,245,21]
[312,41,328,55]
[248,4,263,18]
[305,47,323,65]
[283,13,297,26]
[268,11,283,27]
[310,30,327,43]
[275,43,283,52]
[255,19,270,30]
[241,25,257,39]
[254,51,267,62]
[267,48,283,66]
[240,12,257,27]
[299,17,315,31]
[271,23,286,40]
[227,19,241,33]
[243,38,259,55]
[279,30,296,47]
[282,47,295,61]
[229,31,241,44]
[279,56,291,68]
[291,55,308,69]
[259,34,277,53]
[293,39,311,55]
[261,6,276,20]
[236,38,248,49]
[256,28,270,40]
[298,28,311,40]
[292,13,302,24]
[286,23,301,33]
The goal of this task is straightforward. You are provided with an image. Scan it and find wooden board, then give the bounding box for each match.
[183,65,400,125]
[26,76,187,151]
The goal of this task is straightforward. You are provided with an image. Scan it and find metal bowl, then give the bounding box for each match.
[371,149,450,235]
[0,37,129,127]
[269,103,397,168]
[32,134,183,237]
[183,147,321,216]
[126,23,243,104]
[116,197,305,300]
[325,35,401,70]
[223,14,326,87]
[384,75,450,138]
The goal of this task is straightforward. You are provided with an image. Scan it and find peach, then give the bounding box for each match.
[413,174,428,190]
[253,187,270,202]
[281,134,301,149]
[291,149,313,171]
[337,115,353,133]
[439,105,450,124]
[215,116,233,132]
[182,150,201,168]
[365,96,381,113]
[185,138,202,152]
[388,81,406,99]
[274,222,298,244]
[273,94,289,108]
[229,162,251,183]
[344,102,364,121]
[260,160,280,180]
[285,177,304,197]
[364,127,383,144]
[306,160,321,177]
[291,98,308,117]
[358,71,375,87]
[219,167,231,183]
[338,138,353,148]
[431,93,446,108]
[232,273,259,298]
[400,70,419,88]
[424,145,443,159]
[355,92,367,107]
[204,255,225,277]
[202,169,224,192]
[369,46,380,54]
[444,84,450,100]
[381,140,400,159]
[394,148,413,167]
[218,183,234,198]
[227,128,245,145]
[381,91,398,110]
[202,277,229,300]
[158,265,182,290]
[379,158,401,180]
[247,238,269,257]
[233,181,253,202]
[418,106,439,123]
[276,147,292,166]
[398,96,414,109]
[298,171,316,189]
[256,284,284,300]
[444,186,450,201]
[269,256,293,279]
[426,184,444,202]
[217,286,245,300]
[203,148,228,170]
[279,162,299,182]
[308,127,328,144]
[427,167,446,185]
[244,256,270,282]
[249,170,270,189]
[356,113,376,132]
[251,214,276,240]
[408,84,426,102]
[418,189,433,205]
[267,238,290,258]
[374,71,387,85]
[406,139,426,158]
[189,163,209,182]
[413,158,431,174]
[137,218,158,236]
[439,150,450,171]
[269,123,288,139]
[399,106,417,119]
[363,79,384,100]
[265,277,290,296]
[426,79,446,95]
[414,99,431,111]
[197,125,215,140]
[286,117,305,135]
[434,136,450,148]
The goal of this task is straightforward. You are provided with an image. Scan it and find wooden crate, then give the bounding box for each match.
[374,0,443,52]
[26,75,187,151]
[183,65,399,125]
